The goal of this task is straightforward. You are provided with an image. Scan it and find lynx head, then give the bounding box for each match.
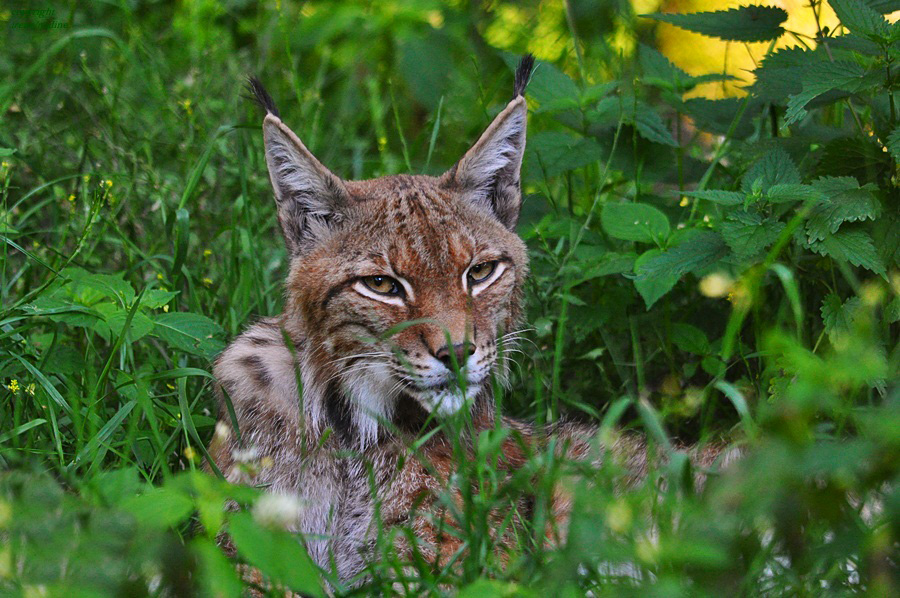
[249,56,534,443]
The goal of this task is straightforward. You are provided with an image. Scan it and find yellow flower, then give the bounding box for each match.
[202,277,213,287]
[6,380,19,393]
[679,196,689,207]
[180,98,193,116]
[162,304,169,313]
[82,174,91,184]
[156,273,164,281]
[184,446,197,461]
[203,249,212,258]
[67,194,75,203]
[103,179,113,189]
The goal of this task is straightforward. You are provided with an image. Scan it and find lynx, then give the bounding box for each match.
[209,56,733,585]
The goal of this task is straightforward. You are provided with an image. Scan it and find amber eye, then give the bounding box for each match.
[361,275,402,296]
[468,261,497,284]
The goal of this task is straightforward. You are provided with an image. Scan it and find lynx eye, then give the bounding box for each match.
[361,275,402,296]
[468,261,497,283]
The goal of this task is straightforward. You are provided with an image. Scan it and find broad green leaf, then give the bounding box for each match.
[121,486,194,528]
[63,267,136,306]
[524,61,579,110]
[643,6,787,42]
[228,512,323,597]
[141,289,179,309]
[742,148,800,194]
[671,323,710,355]
[721,209,786,260]
[810,228,886,275]
[634,230,728,282]
[398,32,454,110]
[95,302,155,343]
[681,190,744,205]
[820,293,861,342]
[784,61,874,125]
[459,580,534,598]
[601,202,671,243]
[828,0,891,41]
[634,249,680,309]
[568,252,636,287]
[193,538,243,598]
[152,312,226,359]
[805,177,880,242]
[0,148,16,157]
[526,132,603,179]
[638,44,734,92]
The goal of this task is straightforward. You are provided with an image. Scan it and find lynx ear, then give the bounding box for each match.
[444,96,528,230]
[261,114,349,254]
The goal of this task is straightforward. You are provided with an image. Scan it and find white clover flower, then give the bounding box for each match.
[252,492,302,528]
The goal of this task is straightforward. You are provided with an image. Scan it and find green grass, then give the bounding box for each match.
[1,1,898,596]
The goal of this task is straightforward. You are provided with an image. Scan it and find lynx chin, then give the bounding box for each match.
[208,56,733,585]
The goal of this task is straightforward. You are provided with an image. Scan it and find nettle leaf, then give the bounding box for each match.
[817,136,892,184]
[751,46,826,103]
[683,97,757,137]
[805,177,880,242]
[152,312,226,359]
[721,209,786,260]
[620,99,679,147]
[526,132,603,179]
[633,230,728,282]
[766,183,823,203]
[742,148,800,194]
[671,323,710,355]
[643,6,787,42]
[784,61,876,125]
[601,202,671,243]
[886,125,900,161]
[810,228,886,275]
[634,249,679,309]
[639,45,735,92]
[864,0,900,13]
[681,190,744,205]
[828,0,892,41]
[820,293,861,342]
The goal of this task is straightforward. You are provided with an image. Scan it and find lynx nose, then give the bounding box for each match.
[434,342,471,370]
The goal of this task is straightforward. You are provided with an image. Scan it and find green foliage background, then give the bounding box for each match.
[0,0,898,595]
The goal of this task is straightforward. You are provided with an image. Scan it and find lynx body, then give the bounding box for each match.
[209,60,728,584]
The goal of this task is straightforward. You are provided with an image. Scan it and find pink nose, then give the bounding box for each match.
[434,342,471,370]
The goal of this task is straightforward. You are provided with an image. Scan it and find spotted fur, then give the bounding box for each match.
[211,58,736,587]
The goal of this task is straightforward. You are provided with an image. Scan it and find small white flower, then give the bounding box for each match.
[253,493,303,528]
[214,421,231,442]
[232,447,259,463]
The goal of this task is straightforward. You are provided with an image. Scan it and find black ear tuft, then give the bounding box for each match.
[513,54,535,99]
[245,76,280,118]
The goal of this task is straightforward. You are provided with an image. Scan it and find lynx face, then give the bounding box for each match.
[248,68,531,443]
